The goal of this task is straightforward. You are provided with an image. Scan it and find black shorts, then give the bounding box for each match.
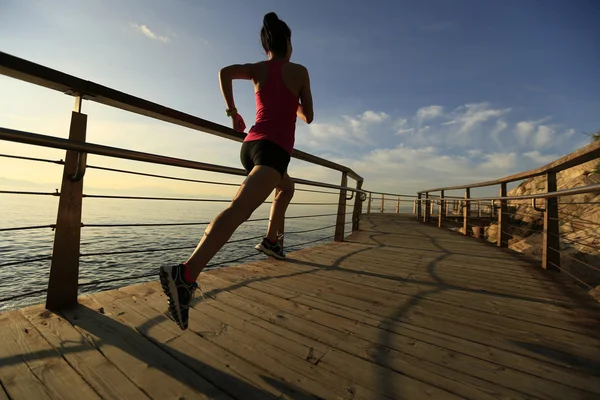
[240,139,291,177]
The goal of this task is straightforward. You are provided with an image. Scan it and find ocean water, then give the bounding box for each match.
[1,193,355,310]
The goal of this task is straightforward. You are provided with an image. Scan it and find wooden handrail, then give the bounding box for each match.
[0,51,363,182]
[418,140,600,193]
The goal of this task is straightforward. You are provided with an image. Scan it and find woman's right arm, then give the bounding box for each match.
[297,66,314,124]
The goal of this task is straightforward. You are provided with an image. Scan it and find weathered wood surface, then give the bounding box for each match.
[1,214,599,399]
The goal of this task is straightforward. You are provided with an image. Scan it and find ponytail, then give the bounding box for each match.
[260,12,291,56]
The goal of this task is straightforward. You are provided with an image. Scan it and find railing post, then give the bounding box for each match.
[497,183,508,247]
[543,172,560,270]
[417,193,422,220]
[438,190,444,228]
[352,179,363,232]
[463,188,470,235]
[478,201,482,217]
[380,193,385,213]
[367,192,372,214]
[396,196,400,213]
[413,199,417,214]
[46,99,87,310]
[423,192,430,223]
[334,172,348,242]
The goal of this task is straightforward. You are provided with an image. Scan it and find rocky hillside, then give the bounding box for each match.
[484,157,600,300]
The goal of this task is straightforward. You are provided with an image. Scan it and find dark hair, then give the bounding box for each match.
[260,12,291,57]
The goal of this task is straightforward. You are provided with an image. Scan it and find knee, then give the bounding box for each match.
[278,183,295,200]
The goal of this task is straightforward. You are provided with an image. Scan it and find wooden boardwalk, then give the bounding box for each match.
[1,214,599,400]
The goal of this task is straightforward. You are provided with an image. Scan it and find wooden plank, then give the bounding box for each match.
[291,247,580,300]
[197,300,461,400]
[90,290,306,400]
[266,257,597,330]
[203,273,599,400]
[20,305,150,400]
[216,273,600,396]
[196,275,523,400]
[200,275,529,400]
[211,260,600,350]
[0,384,8,400]
[0,314,52,400]
[61,296,232,400]
[119,282,333,363]
[257,282,600,392]
[0,310,100,400]
[117,285,389,400]
[212,259,600,367]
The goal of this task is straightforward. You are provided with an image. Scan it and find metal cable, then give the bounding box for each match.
[83,221,210,228]
[0,224,56,232]
[0,255,52,268]
[82,212,349,229]
[86,164,339,196]
[87,164,241,187]
[82,193,337,206]
[286,235,331,249]
[0,153,64,165]
[80,223,339,257]
[556,211,600,227]
[0,190,59,196]
[548,261,594,290]
[77,235,333,288]
[286,224,336,234]
[0,288,48,303]
[558,201,600,205]
[80,245,195,257]
[549,247,600,273]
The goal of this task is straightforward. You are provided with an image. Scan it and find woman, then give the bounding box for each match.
[160,12,314,330]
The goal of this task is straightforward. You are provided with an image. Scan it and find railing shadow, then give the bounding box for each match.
[0,305,318,400]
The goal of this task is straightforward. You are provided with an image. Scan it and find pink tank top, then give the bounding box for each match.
[244,60,298,154]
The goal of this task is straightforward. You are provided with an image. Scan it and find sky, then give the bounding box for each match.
[1,0,599,200]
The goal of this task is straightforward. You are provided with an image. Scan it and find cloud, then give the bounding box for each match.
[361,110,389,123]
[533,125,555,148]
[394,118,413,135]
[130,23,171,43]
[490,119,508,137]
[444,103,511,135]
[467,149,484,157]
[515,121,535,144]
[523,150,559,165]
[416,105,444,121]
[301,110,390,148]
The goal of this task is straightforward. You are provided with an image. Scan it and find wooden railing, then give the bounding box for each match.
[0,52,368,310]
[416,141,600,290]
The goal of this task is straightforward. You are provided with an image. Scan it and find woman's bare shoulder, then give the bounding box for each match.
[288,62,308,73]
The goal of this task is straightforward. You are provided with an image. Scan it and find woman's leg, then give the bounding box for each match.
[266,173,295,241]
[185,165,281,280]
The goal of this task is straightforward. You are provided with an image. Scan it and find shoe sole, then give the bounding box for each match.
[159,265,185,330]
[255,243,285,260]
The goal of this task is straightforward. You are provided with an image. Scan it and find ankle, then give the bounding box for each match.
[265,236,277,244]
[182,262,197,284]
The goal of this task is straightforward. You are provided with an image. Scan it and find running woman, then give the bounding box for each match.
[160,12,314,330]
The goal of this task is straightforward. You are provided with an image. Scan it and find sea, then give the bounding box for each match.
[0,192,365,311]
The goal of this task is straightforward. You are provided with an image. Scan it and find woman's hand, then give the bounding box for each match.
[232,112,246,132]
